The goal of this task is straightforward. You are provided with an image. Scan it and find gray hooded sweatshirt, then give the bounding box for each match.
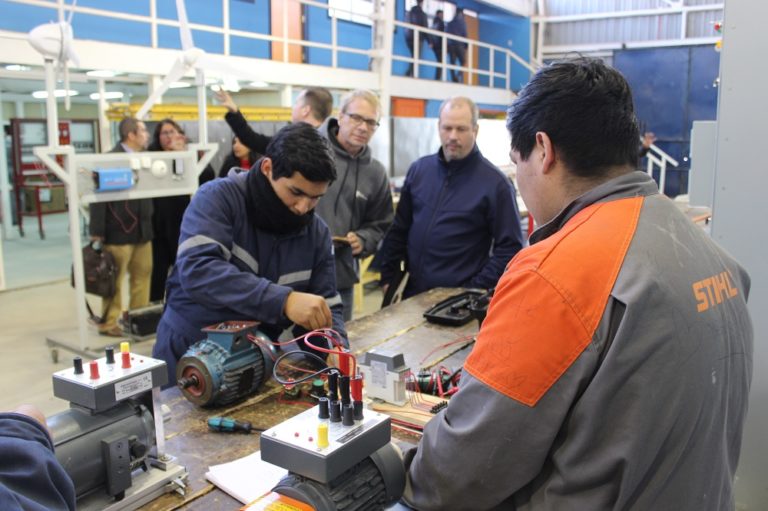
[317,117,394,290]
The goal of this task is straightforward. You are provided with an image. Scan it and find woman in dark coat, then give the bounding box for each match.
[148,119,215,302]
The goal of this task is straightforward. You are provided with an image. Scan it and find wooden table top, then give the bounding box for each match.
[140,288,479,510]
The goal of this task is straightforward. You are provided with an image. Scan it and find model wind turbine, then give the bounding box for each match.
[136,0,266,142]
[28,0,81,145]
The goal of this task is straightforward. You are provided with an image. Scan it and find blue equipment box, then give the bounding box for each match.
[93,167,135,191]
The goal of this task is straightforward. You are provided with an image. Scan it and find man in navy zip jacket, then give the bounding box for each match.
[153,123,347,385]
[379,96,524,300]
[0,405,76,511]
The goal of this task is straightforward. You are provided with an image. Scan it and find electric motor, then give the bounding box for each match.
[176,321,275,407]
[272,443,405,511]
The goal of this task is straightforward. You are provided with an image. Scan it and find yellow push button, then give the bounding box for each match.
[317,422,329,449]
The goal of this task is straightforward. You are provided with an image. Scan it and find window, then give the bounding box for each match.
[328,0,374,26]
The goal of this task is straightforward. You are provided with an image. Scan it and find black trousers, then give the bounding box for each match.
[150,236,175,302]
[448,45,467,83]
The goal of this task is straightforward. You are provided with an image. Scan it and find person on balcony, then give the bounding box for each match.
[431,9,445,81]
[447,7,468,83]
[405,0,428,77]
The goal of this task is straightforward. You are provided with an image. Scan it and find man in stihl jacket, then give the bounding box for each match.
[403,59,753,511]
[153,123,346,386]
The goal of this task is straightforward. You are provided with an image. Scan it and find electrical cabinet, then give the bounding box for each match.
[10,118,99,238]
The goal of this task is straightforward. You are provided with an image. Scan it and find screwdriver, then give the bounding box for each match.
[207,416,253,434]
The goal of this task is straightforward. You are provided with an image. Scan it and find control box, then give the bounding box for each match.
[92,167,135,191]
[52,350,168,413]
[260,405,391,483]
[359,350,409,405]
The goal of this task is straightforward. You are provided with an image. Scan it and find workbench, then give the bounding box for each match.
[140,288,479,510]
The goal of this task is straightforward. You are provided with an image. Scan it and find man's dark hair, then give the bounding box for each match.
[301,87,333,123]
[506,58,640,179]
[149,118,184,150]
[118,117,142,142]
[266,122,336,182]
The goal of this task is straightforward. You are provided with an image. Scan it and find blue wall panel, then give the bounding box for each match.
[425,99,507,118]
[304,0,374,70]
[76,0,149,16]
[74,15,152,46]
[229,0,271,34]
[614,45,720,196]
[0,1,59,33]
[156,0,222,27]
[157,25,223,53]
[230,36,270,59]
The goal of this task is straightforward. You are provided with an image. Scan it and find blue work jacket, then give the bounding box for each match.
[154,172,345,369]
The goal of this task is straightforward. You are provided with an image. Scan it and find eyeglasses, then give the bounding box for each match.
[344,112,380,129]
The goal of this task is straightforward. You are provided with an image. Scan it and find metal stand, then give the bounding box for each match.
[34,143,217,362]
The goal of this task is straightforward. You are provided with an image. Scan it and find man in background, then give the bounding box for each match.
[405,0,428,77]
[317,89,394,320]
[89,117,152,336]
[403,58,753,511]
[447,7,468,83]
[431,9,445,80]
[215,87,333,158]
[379,96,523,300]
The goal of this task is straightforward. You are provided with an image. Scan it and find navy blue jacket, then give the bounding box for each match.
[447,14,467,48]
[380,145,524,298]
[0,413,76,511]
[153,172,346,381]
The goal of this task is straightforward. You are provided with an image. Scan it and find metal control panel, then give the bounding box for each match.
[52,352,168,413]
[261,405,391,483]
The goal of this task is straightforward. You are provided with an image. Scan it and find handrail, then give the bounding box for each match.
[6,0,534,88]
[645,143,679,195]
[393,18,536,88]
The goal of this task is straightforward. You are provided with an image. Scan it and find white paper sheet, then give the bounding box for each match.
[205,450,288,504]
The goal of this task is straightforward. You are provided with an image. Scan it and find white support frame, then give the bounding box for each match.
[33,143,217,355]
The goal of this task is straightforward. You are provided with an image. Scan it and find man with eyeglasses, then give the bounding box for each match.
[317,89,394,320]
[379,96,524,301]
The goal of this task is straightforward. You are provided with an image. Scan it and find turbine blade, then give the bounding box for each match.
[136,57,189,119]
[196,54,263,85]
[64,63,71,111]
[176,0,194,51]
[67,0,77,25]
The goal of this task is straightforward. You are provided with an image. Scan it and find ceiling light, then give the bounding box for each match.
[31,89,79,99]
[168,81,192,89]
[89,91,124,100]
[86,69,118,78]
[248,81,269,88]
[5,64,31,71]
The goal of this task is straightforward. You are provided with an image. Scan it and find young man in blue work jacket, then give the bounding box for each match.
[152,123,346,386]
